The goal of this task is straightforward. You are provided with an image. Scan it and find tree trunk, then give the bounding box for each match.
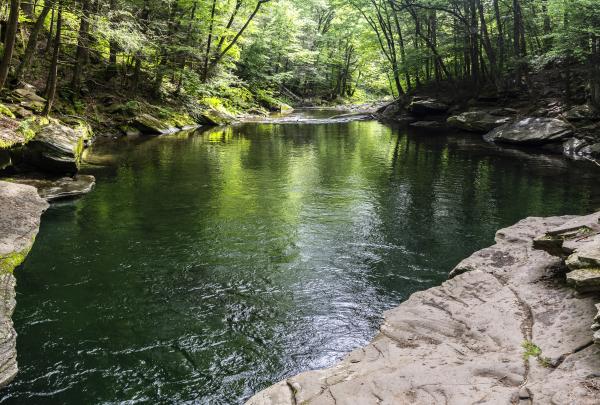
[72,0,92,91]
[201,0,217,82]
[43,2,62,116]
[15,0,54,84]
[0,0,21,91]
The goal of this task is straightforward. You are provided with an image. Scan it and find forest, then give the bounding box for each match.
[0,0,598,120]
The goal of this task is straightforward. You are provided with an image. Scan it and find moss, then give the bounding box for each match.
[0,244,33,275]
[522,341,551,367]
[0,103,15,119]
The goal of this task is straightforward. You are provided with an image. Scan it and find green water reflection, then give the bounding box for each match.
[2,118,599,404]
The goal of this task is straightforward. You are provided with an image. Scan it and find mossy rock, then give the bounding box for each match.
[131,113,177,135]
[0,103,15,119]
[10,119,86,174]
[197,107,235,126]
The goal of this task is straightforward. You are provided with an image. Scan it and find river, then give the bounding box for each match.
[2,110,599,404]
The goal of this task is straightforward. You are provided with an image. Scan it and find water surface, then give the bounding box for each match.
[3,112,599,403]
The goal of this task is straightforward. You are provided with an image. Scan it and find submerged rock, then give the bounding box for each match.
[8,175,96,201]
[447,110,512,133]
[0,181,48,388]
[484,117,573,145]
[409,120,445,130]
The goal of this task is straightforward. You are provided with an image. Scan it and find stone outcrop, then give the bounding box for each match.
[197,107,236,126]
[408,98,449,115]
[7,118,91,174]
[7,175,96,201]
[447,110,513,133]
[248,213,600,405]
[131,113,179,135]
[483,117,573,145]
[0,181,48,388]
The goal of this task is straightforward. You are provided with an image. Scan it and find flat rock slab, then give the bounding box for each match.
[7,175,96,201]
[247,215,600,404]
[447,110,512,133]
[484,117,573,145]
[0,181,48,388]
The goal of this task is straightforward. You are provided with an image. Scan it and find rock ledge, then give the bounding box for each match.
[0,181,48,388]
[248,213,600,404]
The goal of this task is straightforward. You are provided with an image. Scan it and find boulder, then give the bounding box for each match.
[566,269,600,293]
[408,98,449,115]
[131,113,178,135]
[0,181,48,388]
[8,175,96,201]
[562,104,597,123]
[197,107,235,126]
[484,117,573,145]
[278,103,294,114]
[563,137,600,161]
[447,110,512,133]
[13,120,87,174]
[12,87,46,113]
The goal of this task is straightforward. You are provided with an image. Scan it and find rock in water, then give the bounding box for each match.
[197,107,236,126]
[247,214,600,405]
[131,113,177,135]
[7,175,96,201]
[0,181,48,388]
[484,117,573,145]
[14,121,87,174]
[447,110,512,133]
[408,98,449,115]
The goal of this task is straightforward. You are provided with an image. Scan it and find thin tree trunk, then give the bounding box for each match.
[15,0,54,84]
[0,0,21,91]
[201,0,217,82]
[72,0,91,91]
[43,2,62,116]
[207,0,271,77]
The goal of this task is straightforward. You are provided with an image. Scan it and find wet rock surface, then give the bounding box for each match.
[0,181,48,388]
[248,213,600,405]
[6,175,96,201]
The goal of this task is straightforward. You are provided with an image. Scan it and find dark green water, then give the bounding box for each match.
[2,113,599,404]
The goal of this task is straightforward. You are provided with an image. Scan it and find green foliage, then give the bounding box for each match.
[522,341,551,367]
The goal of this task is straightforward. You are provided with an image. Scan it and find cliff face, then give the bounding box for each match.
[0,181,48,387]
[248,213,600,405]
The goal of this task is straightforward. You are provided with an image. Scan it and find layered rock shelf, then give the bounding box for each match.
[0,181,48,388]
[248,213,600,404]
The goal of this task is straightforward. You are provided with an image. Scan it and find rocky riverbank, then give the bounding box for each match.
[0,181,48,388]
[248,212,600,404]
[378,94,600,164]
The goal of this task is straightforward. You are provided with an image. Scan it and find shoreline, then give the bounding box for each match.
[247,212,600,404]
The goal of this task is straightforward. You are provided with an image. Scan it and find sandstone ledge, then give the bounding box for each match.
[0,181,48,388]
[247,214,600,404]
